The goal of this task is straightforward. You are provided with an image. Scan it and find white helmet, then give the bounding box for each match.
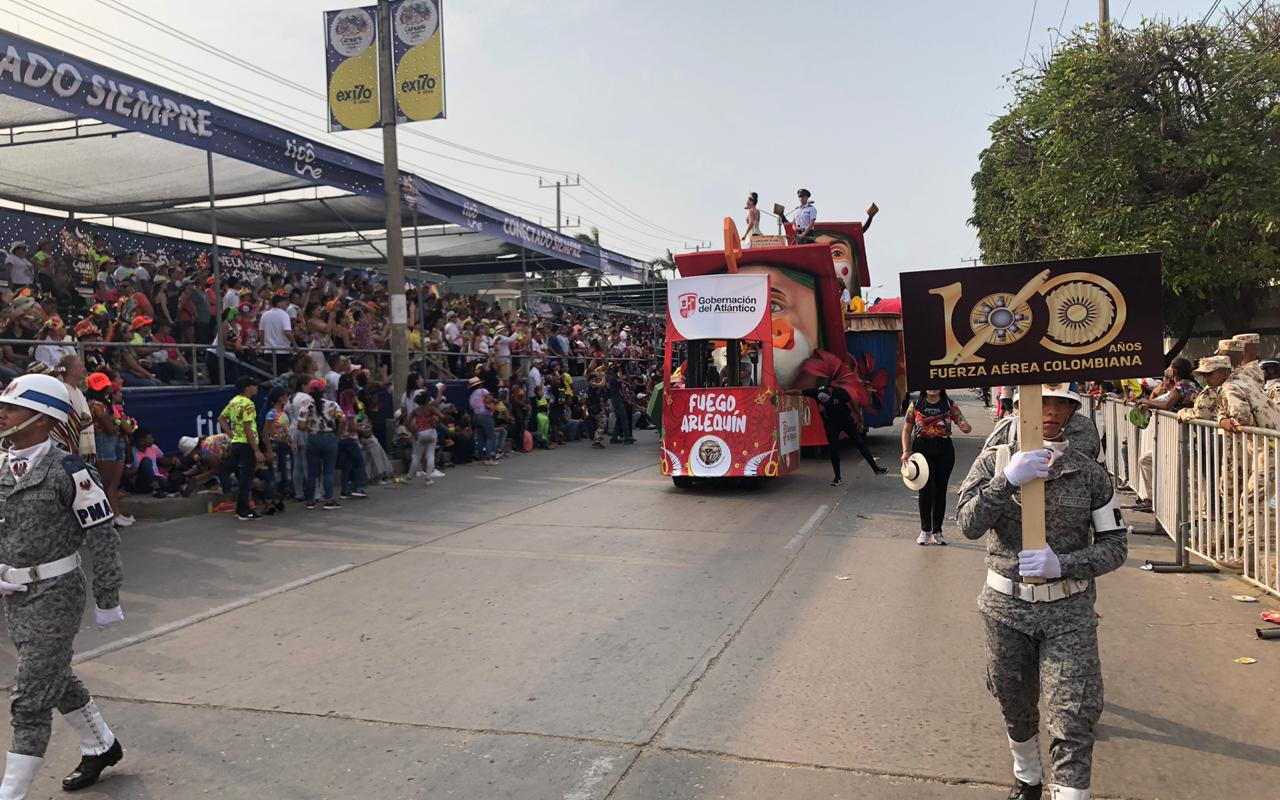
[0,373,72,440]
[178,436,199,457]
[1041,382,1082,405]
[1014,382,1082,406]
[0,373,72,425]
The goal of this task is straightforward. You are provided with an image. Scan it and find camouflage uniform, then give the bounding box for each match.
[1176,385,1220,423]
[983,412,1100,460]
[1178,385,1222,523]
[1266,380,1280,412]
[958,436,1127,793]
[1218,375,1280,564]
[0,446,122,757]
[1236,360,1265,388]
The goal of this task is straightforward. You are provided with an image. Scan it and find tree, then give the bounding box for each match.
[970,4,1280,358]
[572,227,607,289]
[647,249,677,283]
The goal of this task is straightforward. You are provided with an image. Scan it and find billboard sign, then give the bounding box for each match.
[900,253,1163,390]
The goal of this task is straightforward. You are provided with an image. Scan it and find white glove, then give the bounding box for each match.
[817,391,831,404]
[1002,449,1051,487]
[0,566,28,596]
[1018,546,1062,580]
[94,606,124,629]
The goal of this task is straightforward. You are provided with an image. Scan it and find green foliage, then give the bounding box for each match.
[971,5,1280,344]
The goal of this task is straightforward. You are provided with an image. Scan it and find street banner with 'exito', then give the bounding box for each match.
[899,253,1164,391]
[324,6,381,132]
[392,0,446,122]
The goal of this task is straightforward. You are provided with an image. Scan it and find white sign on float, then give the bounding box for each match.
[779,409,800,456]
[666,273,769,341]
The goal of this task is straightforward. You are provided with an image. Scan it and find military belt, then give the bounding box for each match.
[2,552,81,585]
[986,569,1090,603]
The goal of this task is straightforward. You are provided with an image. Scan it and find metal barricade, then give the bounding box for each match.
[1151,410,1180,538]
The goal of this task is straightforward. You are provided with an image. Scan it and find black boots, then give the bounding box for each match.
[1007,779,1043,800]
[62,739,123,791]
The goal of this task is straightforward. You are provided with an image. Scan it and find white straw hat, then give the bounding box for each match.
[901,452,930,491]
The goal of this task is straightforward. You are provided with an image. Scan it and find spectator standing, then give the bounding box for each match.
[607,365,635,444]
[468,376,498,465]
[336,389,369,499]
[86,372,130,526]
[262,387,293,508]
[298,379,342,510]
[219,377,264,521]
[900,389,971,545]
[259,292,296,372]
[4,241,33,288]
[58,355,96,462]
[408,391,446,483]
[1132,358,1199,512]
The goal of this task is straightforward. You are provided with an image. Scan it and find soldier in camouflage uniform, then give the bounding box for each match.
[1231,333,1265,387]
[1217,357,1280,575]
[0,374,125,800]
[1177,357,1228,423]
[1180,358,1231,529]
[958,383,1127,800]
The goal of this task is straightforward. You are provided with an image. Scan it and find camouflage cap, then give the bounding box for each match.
[1194,355,1233,374]
[1232,332,1260,344]
[1217,338,1245,352]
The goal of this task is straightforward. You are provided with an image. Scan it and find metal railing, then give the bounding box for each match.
[1,337,660,391]
[1098,396,1279,599]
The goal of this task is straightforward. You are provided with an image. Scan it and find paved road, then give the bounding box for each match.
[2,400,1276,799]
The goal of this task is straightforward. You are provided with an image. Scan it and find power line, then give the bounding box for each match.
[1199,0,1225,28]
[2,3,672,258]
[1023,0,1040,64]
[97,0,577,177]
[1053,0,1071,49]
[1119,0,1134,25]
[91,0,687,252]
[578,178,705,241]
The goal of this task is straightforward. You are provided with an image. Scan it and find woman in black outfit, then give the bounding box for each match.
[900,389,971,545]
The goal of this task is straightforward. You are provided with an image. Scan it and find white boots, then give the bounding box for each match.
[63,700,116,756]
[1049,787,1090,800]
[1009,734,1043,785]
[0,753,41,800]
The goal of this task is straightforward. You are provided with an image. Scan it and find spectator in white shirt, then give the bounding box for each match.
[259,293,296,356]
[4,241,33,287]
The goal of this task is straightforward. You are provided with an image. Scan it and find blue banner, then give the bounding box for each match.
[123,387,235,455]
[0,29,650,278]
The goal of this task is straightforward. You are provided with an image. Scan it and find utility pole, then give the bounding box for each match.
[1098,0,1110,42]
[539,176,581,232]
[377,0,409,416]
[961,257,981,267]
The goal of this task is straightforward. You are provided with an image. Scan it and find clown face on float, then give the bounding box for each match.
[812,222,871,302]
[674,243,851,393]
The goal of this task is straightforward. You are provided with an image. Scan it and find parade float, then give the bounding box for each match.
[659,210,905,488]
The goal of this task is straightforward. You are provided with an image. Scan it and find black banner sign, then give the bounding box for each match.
[900,253,1163,390]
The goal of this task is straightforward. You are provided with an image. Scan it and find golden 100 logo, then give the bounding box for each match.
[927,268,1129,367]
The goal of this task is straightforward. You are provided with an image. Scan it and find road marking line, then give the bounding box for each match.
[475,475,504,480]
[414,546,691,568]
[786,504,829,549]
[72,564,356,666]
[564,755,618,800]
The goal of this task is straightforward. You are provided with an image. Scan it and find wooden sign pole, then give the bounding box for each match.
[1017,384,1047,585]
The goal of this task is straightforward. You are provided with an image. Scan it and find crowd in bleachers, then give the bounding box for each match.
[2,237,663,522]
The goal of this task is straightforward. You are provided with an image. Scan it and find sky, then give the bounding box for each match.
[0,0,1222,291]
